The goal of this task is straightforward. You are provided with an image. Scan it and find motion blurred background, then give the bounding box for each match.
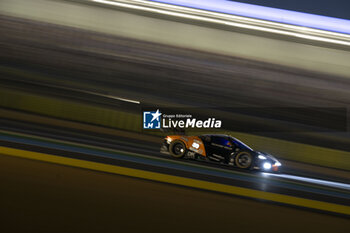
[0,0,350,232]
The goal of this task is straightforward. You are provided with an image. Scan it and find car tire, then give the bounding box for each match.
[235,151,253,169]
[169,140,186,158]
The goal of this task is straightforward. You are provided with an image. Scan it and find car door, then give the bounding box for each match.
[207,136,232,163]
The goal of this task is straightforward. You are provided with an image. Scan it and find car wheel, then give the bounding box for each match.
[235,151,253,169]
[169,140,186,158]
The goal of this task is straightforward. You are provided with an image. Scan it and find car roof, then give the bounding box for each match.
[201,134,237,141]
[201,134,253,150]
[201,134,229,137]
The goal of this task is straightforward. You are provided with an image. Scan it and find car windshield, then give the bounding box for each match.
[230,136,253,151]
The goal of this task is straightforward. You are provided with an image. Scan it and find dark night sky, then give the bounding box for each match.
[231,0,350,20]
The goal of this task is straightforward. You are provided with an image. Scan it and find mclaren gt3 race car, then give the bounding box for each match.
[160,134,282,172]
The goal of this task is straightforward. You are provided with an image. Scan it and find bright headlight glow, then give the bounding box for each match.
[92,0,350,46]
[263,162,272,170]
[275,161,282,166]
[258,155,267,160]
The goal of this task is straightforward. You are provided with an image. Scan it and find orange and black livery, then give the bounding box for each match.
[160,134,282,172]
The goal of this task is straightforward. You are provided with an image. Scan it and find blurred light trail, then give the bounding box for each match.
[103,95,140,104]
[61,88,140,104]
[151,0,350,35]
[263,173,350,191]
[92,0,350,46]
[18,79,140,104]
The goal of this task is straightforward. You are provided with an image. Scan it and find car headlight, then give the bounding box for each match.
[258,155,267,160]
[263,162,272,170]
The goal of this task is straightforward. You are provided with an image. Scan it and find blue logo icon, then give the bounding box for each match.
[143,109,162,129]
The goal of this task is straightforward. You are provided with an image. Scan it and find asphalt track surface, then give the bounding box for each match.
[1,118,349,214]
[1,154,349,233]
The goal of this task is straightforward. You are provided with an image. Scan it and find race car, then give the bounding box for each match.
[160,134,282,172]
